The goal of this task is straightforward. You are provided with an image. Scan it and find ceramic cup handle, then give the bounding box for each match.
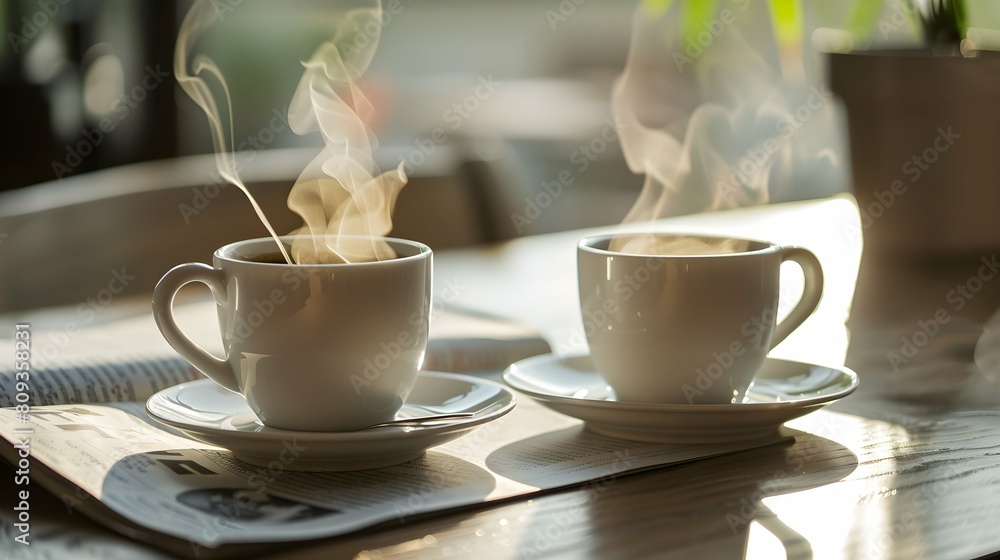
[152,263,238,392]
[770,247,824,349]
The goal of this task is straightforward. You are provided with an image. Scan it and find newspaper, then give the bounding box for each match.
[0,399,787,557]
[0,300,786,556]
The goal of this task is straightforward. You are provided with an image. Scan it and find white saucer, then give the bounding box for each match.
[147,372,515,471]
[503,354,857,443]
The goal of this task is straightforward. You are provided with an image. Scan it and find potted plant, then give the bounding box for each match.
[829,0,1000,258]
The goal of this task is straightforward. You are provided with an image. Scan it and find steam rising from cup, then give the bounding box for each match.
[175,0,293,263]
[285,12,407,264]
[175,0,405,265]
[609,2,847,256]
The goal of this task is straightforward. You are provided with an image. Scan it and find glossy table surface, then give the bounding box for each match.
[6,196,1000,560]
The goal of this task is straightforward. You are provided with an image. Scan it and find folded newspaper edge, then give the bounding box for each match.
[0,403,790,557]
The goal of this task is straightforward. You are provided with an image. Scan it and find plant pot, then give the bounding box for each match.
[829,50,1000,259]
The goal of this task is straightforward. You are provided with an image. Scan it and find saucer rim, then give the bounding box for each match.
[502,353,858,413]
[147,371,516,441]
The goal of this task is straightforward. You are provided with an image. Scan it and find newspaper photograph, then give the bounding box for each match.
[0,398,787,553]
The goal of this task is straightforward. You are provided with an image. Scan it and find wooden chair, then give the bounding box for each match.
[0,146,493,312]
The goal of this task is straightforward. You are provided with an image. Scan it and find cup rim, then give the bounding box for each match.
[215,235,432,267]
[578,232,780,258]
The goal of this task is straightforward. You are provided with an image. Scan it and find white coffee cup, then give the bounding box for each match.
[578,233,823,405]
[152,236,431,432]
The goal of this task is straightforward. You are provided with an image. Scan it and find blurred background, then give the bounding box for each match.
[2,0,1000,315]
[1,0,646,236]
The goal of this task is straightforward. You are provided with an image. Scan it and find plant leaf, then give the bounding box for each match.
[770,0,802,44]
[681,0,717,46]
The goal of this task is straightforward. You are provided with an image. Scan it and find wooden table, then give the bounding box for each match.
[6,196,1000,559]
